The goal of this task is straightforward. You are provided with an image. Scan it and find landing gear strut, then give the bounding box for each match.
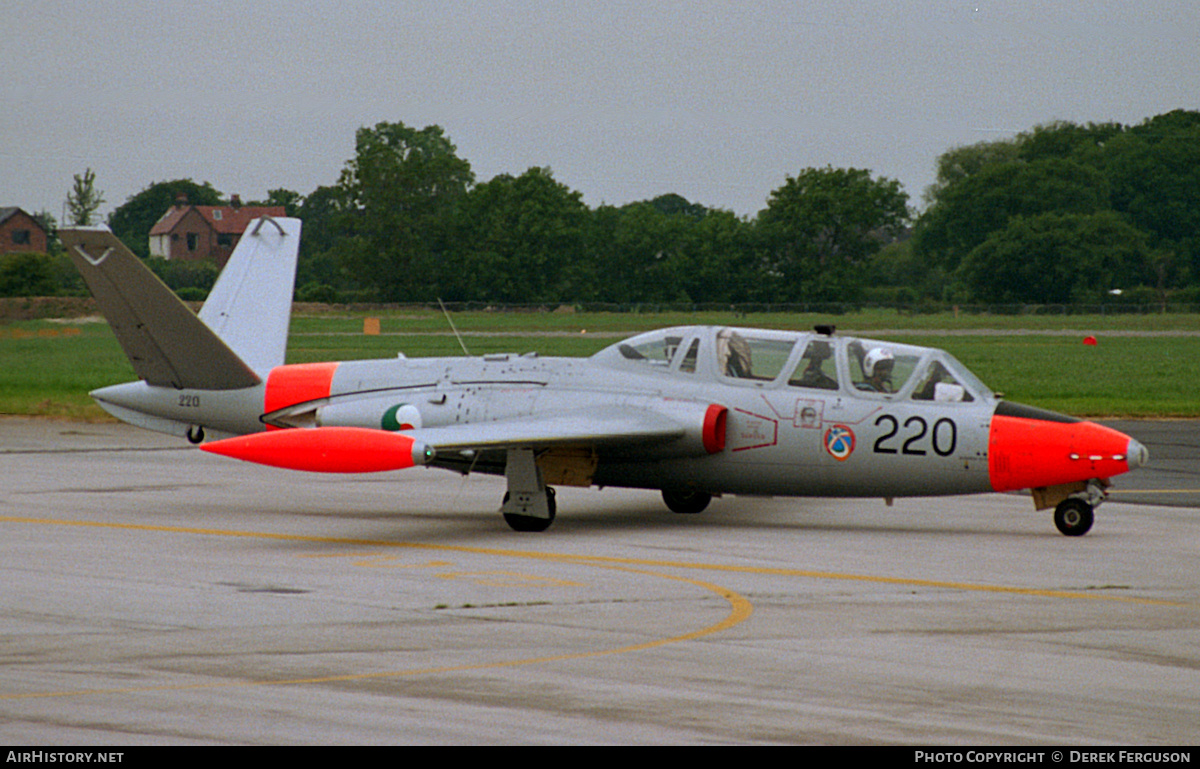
[500,448,556,532]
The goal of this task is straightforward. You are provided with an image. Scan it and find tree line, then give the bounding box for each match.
[903,109,1200,307]
[275,123,909,307]
[7,109,1198,308]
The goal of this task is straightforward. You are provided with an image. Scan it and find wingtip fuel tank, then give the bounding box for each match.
[202,427,433,473]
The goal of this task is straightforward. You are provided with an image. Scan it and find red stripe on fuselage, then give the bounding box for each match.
[988,412,1131,492]
[263,362,339,427]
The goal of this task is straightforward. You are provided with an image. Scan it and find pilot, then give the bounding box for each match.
[792,341,837,390]
[915,361,968,402]
[862,347,895,393]
[717,329,753,378]
[914,361,947,400]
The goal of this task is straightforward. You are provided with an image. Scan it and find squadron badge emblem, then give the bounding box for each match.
[823,424,856,461]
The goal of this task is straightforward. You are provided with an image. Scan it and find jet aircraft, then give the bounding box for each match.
[61,218,1147,535]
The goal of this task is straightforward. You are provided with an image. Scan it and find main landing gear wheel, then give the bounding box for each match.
[1054,498,1094,537]
[502,488,556,532]
[662,489,712,514]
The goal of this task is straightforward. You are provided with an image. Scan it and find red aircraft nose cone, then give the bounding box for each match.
[988,403,1143,492]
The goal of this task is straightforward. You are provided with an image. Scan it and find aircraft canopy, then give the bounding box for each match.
[593,326,994,402]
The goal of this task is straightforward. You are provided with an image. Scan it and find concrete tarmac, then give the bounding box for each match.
[1101,420,1200,508]
[1,419,1197,745]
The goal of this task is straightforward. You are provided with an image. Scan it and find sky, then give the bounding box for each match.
[3,1,1198,223]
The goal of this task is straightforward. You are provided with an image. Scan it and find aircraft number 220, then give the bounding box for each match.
[873,415,956,457]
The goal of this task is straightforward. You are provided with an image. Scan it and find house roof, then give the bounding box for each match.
[150,204,287,236]
[0,207,36,227]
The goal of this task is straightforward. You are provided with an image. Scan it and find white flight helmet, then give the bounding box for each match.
[863,347,894,377]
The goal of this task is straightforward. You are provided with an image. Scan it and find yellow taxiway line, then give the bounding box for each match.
[0,513,1190,703]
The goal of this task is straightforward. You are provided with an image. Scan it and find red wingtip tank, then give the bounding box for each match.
[201,427,433,473]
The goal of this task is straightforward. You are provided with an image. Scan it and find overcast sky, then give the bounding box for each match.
[4,1,1197,222]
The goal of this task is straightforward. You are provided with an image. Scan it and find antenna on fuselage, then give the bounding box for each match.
[438,297,472,356]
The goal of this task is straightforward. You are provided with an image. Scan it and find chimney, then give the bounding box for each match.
[230,194,242,209]
[175,192,188,207]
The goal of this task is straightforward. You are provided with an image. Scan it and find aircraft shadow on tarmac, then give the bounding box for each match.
[252,491,1080,544]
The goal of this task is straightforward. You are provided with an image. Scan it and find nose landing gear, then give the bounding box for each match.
[1050,479,1106,536]
[1053,497,1094,536]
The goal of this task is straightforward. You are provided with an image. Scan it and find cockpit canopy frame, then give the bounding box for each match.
[593,326,993,403]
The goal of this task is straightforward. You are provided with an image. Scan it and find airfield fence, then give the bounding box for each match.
[318,301,1200,317]
[5,296,1200,321]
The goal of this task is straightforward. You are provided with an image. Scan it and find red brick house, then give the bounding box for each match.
[0,207,48,255]
[148,196,285,267]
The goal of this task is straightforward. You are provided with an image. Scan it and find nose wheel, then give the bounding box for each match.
[1053,498,1094,536]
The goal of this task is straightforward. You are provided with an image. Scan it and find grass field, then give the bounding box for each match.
[2,309,1198,420]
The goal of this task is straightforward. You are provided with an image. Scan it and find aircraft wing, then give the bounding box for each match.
[410,406,686,452]
[201,405,711,473]
[61,226,261,390]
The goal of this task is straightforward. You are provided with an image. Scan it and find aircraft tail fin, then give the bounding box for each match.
[61,226,261,391]
[197,217,301,373]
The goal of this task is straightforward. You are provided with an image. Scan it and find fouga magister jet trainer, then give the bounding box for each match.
[61,218,1147,535]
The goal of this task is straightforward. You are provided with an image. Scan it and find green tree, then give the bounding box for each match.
[108,179,222,258]
[757,167,909,301]
[65,168,105,225]
[582,195,739,305]
[0,252,58,296]
[256,188,304,217]
[922,138,1020,208]
[295,184,360,299]
[671,208,757,304]
[336,121,474,301]
[144,257,220,297]
[298,184,355,257]
[914,112,1200,299]
[588,202,682,304]
[957,211,1150,304]
[1017,120,1125,165]
[913,157,1110,275]
[447,167,588,302]
[648,193,708,220]
[865,238,936,304]
[1099,110,1200,282]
